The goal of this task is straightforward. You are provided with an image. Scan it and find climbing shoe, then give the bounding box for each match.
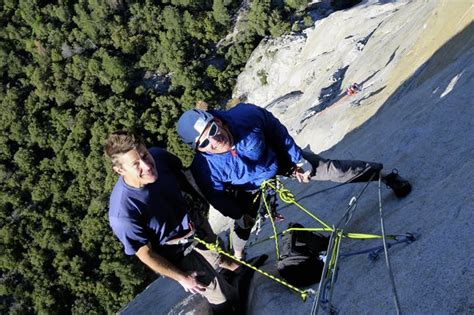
[382,169,412,198]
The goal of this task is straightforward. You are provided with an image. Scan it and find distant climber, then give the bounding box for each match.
[176,103,411,259]
[104,131,240,314]
[346,82,361,96]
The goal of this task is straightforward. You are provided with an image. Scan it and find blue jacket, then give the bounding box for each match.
[191,103,302,219]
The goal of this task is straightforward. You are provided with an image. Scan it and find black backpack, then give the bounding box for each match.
[277,223,329,287]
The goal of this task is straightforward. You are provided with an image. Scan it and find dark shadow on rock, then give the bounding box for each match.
[265,90,303,114]
[359,70,380,87]
[385,46,399,67]
[356,21,383,51]
[352,86,386,107]
[301,66,349,123]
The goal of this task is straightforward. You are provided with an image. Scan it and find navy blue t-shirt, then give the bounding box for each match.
[108,147,191,255]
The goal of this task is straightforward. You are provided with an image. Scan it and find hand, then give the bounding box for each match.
[178,271,207,294]
[293,166,311,183]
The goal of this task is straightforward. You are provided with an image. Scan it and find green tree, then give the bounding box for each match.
[285,0,310,10]
[212,0,231,26]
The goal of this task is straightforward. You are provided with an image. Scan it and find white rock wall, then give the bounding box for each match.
[233,0,438,153]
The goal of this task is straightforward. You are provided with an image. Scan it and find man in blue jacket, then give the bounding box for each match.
[104,131,238,314]
[176,104,411,259]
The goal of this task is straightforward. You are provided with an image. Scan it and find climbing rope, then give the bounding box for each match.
[192,236,314,302]
[309,176,371,315]
[311,227,337,315]
[297,165,378,203]
[261,188,281,259]
[262,178,331,230]
[334,172,376,229]
[311,173,406,314]
[377,174,402,315]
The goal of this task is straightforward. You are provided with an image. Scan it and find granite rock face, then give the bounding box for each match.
[234,0,440,152]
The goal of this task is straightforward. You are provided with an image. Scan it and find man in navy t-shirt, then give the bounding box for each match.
[105,131,237,313]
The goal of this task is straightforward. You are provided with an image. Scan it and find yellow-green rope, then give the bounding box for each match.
[261,179,331,230]
[193,236,312,301]
[261,189,281,259]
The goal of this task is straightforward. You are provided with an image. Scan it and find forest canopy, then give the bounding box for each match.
[0,0,318,313]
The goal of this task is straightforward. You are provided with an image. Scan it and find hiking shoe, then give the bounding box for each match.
[383,169,412,198]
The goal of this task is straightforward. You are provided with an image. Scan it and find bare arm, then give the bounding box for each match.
[135,243,206,294]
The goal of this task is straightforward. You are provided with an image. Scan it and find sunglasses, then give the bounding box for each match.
[198,122,219,149]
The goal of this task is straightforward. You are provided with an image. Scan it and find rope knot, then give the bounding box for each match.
[279,189,295,203]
